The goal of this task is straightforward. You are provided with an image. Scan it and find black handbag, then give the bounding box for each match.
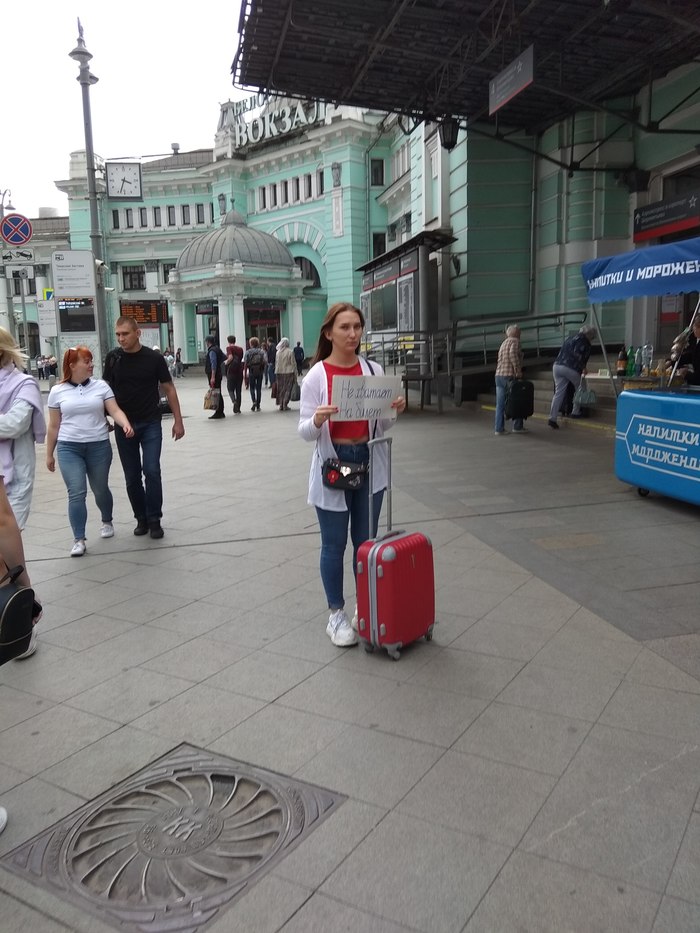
[321,458,368,490]
[0,565,36,666]
[290,380,301,402]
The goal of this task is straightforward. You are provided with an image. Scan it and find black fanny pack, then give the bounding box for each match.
[321,458,368,490]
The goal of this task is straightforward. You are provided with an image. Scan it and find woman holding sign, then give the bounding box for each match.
[299,302,405,647]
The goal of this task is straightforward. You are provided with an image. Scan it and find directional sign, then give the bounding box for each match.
[1,246,34,263]
[489,45,534,116]
[0,213,33,246]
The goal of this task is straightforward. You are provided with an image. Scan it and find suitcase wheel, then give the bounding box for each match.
[387,647,401,661]
[363,642,375,654]
[637,488,649,497]
[425,624,434,642]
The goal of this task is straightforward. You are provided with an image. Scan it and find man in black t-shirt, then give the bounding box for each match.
[103,317,184,539]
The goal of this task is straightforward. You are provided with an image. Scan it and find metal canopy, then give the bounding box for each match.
[357,230,457,273]
[233,0,700,135]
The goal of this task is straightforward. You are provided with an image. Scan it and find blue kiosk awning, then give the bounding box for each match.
[582,236,700,303]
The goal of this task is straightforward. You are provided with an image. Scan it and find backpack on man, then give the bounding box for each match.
[247,349,266,377]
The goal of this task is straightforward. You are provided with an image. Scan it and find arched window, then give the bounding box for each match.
[294,256,321,288]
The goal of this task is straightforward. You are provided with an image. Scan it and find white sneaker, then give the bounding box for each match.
[70,539,86,557]
[14,628,37,660]
[326,609,358,647]
[350,605,359,632]
[0,806,7,834]
[100,523,114,538]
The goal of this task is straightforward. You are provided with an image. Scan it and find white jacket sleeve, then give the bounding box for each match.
[0,399,33,439]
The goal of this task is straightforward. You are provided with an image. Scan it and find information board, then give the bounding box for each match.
[119,300,169,324]
[58,297,96,333]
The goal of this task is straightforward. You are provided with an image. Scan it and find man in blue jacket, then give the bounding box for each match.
[548,325,596,429]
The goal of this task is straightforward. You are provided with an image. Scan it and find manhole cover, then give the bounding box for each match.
[1,744,345,933]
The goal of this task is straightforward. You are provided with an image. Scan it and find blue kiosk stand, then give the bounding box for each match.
[582,237,700,506]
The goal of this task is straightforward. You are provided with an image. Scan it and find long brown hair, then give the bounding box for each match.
[61,346,93,383]
[311,302,365,366]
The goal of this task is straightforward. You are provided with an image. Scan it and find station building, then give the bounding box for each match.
[2,59,699,364]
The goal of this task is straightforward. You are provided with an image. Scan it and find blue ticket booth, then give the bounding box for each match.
[582,237,700,505]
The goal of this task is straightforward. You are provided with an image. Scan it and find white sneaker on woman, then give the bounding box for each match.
[70,539,86,557]
[100,523,114,538]
[350,605,359,632]
[326,609,358,647]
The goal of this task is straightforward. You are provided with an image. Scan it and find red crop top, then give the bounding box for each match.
[323,360,368,441]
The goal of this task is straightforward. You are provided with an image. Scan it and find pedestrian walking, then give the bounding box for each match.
[274,337,296,411]
[0,476,42,664]
[204,335,226,420]
[293,341,305,376]
[266,338,277,389]
[103,316,184,539]
[46,346,133,556]
[494,325,525,435]
[548,325,596,429]
[0,328,46,531]
[224,336,244,413]
[244,337,266,411]
[298,301,405,647]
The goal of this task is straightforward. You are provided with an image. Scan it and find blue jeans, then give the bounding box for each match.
[249,373,263,406]
[114,420,163,522]
[495,375,523,432]
[57,439,113,540]
[315,444,384,610]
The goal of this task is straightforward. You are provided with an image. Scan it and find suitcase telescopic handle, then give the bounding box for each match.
[368,436,392,534]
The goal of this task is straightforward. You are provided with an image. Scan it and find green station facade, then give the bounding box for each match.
[2,61,699,363]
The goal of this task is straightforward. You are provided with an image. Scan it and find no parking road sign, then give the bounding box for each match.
[1,213,33,246]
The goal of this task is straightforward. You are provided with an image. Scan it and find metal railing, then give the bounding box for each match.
[363,310,590,410]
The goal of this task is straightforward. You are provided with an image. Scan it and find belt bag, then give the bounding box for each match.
[321,458,368,490]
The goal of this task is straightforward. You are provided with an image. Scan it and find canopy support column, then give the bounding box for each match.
[589,303,618,397]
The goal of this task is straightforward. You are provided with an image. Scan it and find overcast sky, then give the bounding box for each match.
[2,1,245,219]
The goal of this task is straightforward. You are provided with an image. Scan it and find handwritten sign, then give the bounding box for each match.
[331,375,402,421]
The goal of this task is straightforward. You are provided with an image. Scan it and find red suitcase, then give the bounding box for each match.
[356,437,435,660]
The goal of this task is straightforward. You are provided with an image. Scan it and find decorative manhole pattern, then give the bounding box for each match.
[1,744,345,933]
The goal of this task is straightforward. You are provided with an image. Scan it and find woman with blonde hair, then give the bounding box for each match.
[0,327,46,530]
[46,346,133,556]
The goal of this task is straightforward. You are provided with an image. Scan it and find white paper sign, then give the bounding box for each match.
[331,375,402,421]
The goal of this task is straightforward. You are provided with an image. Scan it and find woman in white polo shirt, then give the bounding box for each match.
[46,347,134,556]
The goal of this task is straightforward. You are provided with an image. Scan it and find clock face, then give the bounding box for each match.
[106,162,142,199]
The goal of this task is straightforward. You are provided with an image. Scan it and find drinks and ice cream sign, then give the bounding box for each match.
[617,415,700,482]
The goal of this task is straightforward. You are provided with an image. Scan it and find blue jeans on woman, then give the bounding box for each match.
[315,443,384,610]
[495,375,523,433]
[114,421,163,522]
[57,439,113,540]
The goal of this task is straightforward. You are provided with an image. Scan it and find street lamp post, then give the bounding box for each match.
[69,19,110,364]
[0,188,18,341]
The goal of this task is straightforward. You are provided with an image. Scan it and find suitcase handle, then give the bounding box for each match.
[368,436,392,534]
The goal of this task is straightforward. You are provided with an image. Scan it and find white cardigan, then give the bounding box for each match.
[298,358,394,511]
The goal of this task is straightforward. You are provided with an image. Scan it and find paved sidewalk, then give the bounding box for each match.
[1,375,699,932]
